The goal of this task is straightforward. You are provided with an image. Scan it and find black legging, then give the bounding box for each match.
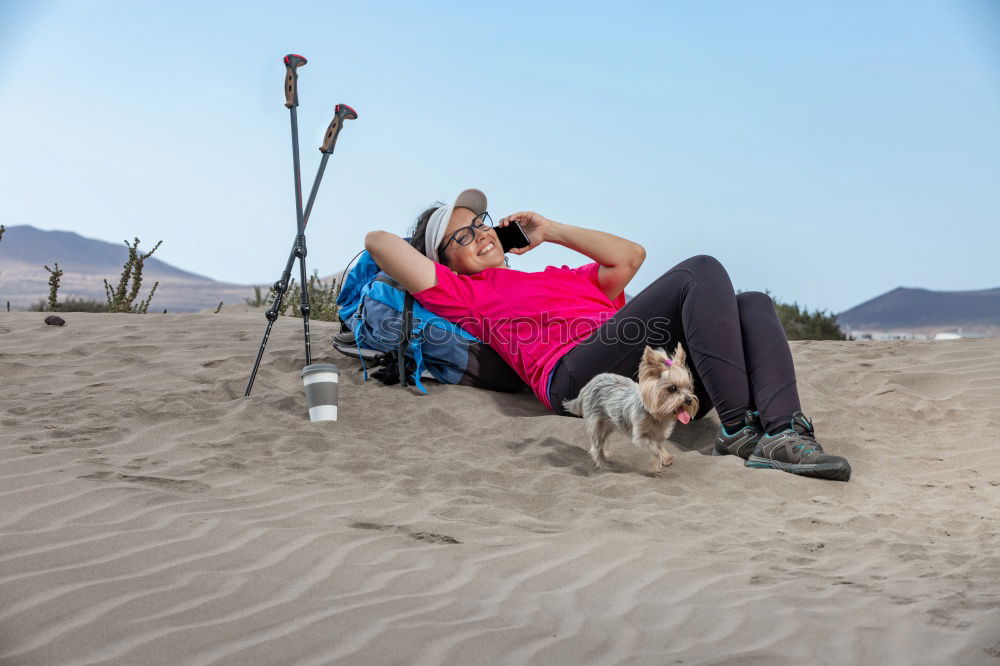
[547,254,801,433]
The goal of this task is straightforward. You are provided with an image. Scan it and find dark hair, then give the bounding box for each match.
[407,202,447,262]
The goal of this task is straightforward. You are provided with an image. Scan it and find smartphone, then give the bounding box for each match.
[495,220,531,253]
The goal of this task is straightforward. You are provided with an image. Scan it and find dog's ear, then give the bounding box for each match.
[639,376,660,414]
[639,346,663,384]
[673,343,687,367]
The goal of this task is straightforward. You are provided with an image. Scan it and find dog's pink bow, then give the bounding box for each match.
[663,359,673,367]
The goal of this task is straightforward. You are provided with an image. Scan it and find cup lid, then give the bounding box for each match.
[301,362,339,378]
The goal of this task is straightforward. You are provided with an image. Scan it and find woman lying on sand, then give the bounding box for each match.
[365,189,851,481]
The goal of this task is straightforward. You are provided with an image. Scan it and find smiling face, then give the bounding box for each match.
[438,207,507,275]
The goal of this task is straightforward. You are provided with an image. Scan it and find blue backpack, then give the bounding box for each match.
[334,249,529,395]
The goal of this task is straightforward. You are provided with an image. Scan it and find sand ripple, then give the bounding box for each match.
[2,313,999,664]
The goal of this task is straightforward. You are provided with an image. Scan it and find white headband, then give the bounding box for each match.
[424,188,488,264]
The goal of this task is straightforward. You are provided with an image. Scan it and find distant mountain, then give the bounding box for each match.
[0,226,211,279]
[837,286,1000,336]
[0,225,255,312]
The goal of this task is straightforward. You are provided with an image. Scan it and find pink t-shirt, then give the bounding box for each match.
[411,261,627,410]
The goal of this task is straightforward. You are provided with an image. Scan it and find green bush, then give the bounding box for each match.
[44,263,64,311]
[244,285,267,307]
[266,271,339,322]
[10,235,162,314]
[759,290,849,341]
[103,238,161,313]
[30,297,108,313]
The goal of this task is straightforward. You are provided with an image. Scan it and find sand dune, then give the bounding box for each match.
[1,311,999,664]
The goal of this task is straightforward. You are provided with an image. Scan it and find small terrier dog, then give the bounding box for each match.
[562,344,699,474]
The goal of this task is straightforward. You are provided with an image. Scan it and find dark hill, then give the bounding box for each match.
[837,286,1000,333]
[0,225,253,312]
[0,225,209,279]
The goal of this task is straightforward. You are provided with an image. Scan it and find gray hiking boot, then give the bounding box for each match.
[713,410,763,460]
[745,412,851,482]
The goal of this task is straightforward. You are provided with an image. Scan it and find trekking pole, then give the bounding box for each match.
[244,53,307,397]
[291,104,359,365]
[284,54,314,369]
[244,104,358,397]
[244,67,358,397]
[302,104,359,225]
[291,104,359,369]
[283,53,308,226]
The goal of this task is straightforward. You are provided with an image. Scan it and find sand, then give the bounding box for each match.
[1,311,999,665]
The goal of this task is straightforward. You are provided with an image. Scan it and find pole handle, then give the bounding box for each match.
[283,53,307,108]
[319,104,358,153]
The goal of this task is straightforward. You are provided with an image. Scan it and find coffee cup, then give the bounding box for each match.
[300,363,339,422]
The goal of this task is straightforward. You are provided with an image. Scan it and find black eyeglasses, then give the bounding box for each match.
[440,211,493,253]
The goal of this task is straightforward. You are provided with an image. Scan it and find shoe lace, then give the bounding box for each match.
[791,415,820,456]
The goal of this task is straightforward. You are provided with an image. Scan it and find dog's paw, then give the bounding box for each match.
[649,450,674,474]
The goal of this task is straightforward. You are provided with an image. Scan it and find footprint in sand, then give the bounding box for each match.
[350,521,461,545]
[887,372,965,400]
[77,471,211,494]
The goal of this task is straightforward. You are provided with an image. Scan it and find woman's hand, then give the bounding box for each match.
[497,211,556,255]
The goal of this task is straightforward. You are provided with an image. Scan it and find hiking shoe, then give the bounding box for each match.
[333,330,357,346]
[713,410,763,460]
[745,412,851,481]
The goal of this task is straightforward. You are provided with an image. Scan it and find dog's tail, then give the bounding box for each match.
[561,395,582,416]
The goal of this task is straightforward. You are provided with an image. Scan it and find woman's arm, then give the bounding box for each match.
[500,213,645,302]
[364,230,437,293]
[549,222,645,302]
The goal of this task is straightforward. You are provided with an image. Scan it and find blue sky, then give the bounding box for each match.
[2,0,998,314]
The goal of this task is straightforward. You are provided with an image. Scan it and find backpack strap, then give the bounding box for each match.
[398,291,413,387]
[400,291,429,395]
[408,331,429,394]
